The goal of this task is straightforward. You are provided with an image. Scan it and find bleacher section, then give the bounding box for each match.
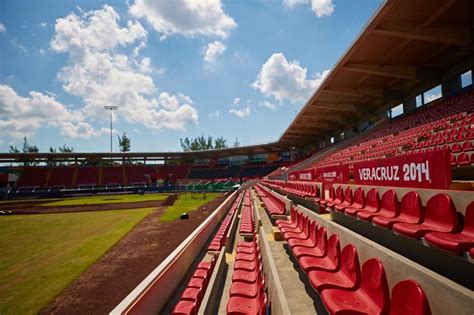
[124,165,154,186]
[75,166,99,188]
[289,89,474,175]
[101,166,124,187]
[47,167,75,189]
[15,166,49,189]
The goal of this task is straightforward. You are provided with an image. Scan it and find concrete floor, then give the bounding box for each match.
[256,204,328,315]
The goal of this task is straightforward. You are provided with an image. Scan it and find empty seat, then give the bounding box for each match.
[321,258,390,315]
[288,221,317,248]
[336,187,364,213]
[345,188,380,216]
[293,226,327,258]
[226,286,267,315]
[357,189,399,222]
[334,187,353,212]
[172,300,197,315]
[373,191,423,229]
[462,140,474,151]
[327,185,345,208]
[457,152,471,166]
[298,234,340,273]
[424,201,474,254]
[389,280,431,315]
[308,244,360,292]
[393,194,460,239]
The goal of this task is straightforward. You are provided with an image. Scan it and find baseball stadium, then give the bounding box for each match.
[0,0,474,314]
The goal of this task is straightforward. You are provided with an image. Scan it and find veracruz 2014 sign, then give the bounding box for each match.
[354,149,451,189]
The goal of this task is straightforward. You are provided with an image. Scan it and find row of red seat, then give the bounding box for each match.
[208,193,242,252]
[172,255,217,314]
[239,197,255,235]
[450,152,473,166]
[277,209,431,314]
[254,184,286,216]
[325,185,474,258]
[226,238,267,314]
[279,181,319,198]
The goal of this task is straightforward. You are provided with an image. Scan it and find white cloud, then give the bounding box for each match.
[229,106,250,118]
[283,0,334,17]
[50,5,198,132]
[425,93,442,103]
[232,97,240,107]
[11,38,27,54]
[203,41,226,63]
[283,0,307,7]
[0,84,106,139]
[39,48,46,55]
[259,101,277,111]
[209,110,221,118]
[129,0,237,40]
[39,22,48,28]
[252,53,330,103]
[0,23,6,33]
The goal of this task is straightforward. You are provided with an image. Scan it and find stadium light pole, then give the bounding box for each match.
[104,105,118,153]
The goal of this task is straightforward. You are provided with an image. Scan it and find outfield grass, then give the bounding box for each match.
[40,193,169,207]
[160,193,221,222]
[0,208,154,315]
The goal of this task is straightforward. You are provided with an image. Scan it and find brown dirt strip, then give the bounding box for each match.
[40,194,226,315]
[0,195,176,214]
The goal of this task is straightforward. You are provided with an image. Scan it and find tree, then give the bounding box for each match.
[9,145,19,153]
[180,135,228,152]
[118,132,131,152]
[58,144,74,153]
[22,137,39,153]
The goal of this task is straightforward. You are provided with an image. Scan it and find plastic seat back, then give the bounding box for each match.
[326,234,341,267]
[462,201,474,235]
[328,186,335,201]
[353,187,365,208]
[340,244,360,287]
[344,186,353,204]
[424,194,460,232]
[389,279,431,315]
[316,227,327,254]
[335,185,344,203]
[380,189,399,215]
[399,191,423,222]
[366,188,381,210]
[309,222,318,244]
[360,258,390,314]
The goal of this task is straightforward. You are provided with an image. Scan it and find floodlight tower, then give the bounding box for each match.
[104,105,118,153]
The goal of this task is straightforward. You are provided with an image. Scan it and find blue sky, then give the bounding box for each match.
[0,0,383,153]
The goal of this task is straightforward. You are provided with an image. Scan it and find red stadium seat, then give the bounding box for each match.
[276,208,299,229]
[293,226,327,259]
[327,185,345,208]
[334,187,353,212]
[172,300,197,315]
[321,258,390,315]
[393,193,460,239]
[457,152,471,166]
[462,140,474,151]
[336,187,364,213]
[283,217,311,241]
[373,191,423,229]
[389,280,431,315]
[345,188,380,216]
[288,222,318,248]
[287,221,316,247]
[298,234,340,273]
[357,189,399,222]
[227,285,266,315]
[281,214,307,234]
[424,201,474,254]
[308,244,360,292]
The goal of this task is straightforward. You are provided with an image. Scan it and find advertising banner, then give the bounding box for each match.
[314,164,349,184]
[353,149,451,189]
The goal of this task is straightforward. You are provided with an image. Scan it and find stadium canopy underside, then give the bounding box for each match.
[1,0,473,164]
[279,0,474,146]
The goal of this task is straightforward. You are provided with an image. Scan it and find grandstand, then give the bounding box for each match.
[1,0,474,314]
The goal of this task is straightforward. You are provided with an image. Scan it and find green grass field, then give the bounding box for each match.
[160,192,221,222]
[0,208,154,315]
[40,193,169,207]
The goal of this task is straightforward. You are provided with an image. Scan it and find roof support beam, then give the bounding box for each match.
[301,112,344,122]
[323,87,404,99]
[342,63,417,80]
[372,23,472,46]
